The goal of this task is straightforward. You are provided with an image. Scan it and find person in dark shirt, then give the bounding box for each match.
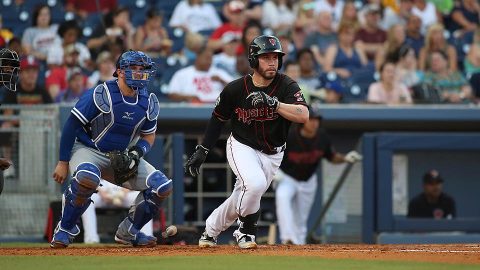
[407,169,456,219]
[274,108,362,244]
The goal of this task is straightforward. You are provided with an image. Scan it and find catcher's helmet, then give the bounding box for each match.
[248,35,285,70]
[113,50,155,91]
[0,48,20,92]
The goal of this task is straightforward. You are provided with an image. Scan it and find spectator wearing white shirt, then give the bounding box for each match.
[164,47,234,103]
[169,0,222,33]
[314,0,345,30]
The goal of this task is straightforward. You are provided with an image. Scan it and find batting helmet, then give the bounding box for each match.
[0,48,20,92]
[248,35,285,70]
[113,50,155,91]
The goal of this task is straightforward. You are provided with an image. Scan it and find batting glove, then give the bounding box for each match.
[344,151,363,163]
[185,145,209,177]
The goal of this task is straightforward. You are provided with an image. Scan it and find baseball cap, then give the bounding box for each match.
[228,0,245,13]
[324,81,344,95]
[423,169,444,184]
[363,4,381,14]
[20,55,40,69]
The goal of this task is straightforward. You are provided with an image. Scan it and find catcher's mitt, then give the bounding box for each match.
[108,149,140,184]
[245,91,279,111]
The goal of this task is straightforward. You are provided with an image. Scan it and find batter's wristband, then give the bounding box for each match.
[134,138,151,157]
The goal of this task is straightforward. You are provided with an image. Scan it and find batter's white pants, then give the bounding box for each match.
[82,180,153,244]
[205,135,284,237]
[275,170,317,245]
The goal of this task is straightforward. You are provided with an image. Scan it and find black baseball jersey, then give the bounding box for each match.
[407,193,456,219]
[280,125,335,181]
[213,73,307,154]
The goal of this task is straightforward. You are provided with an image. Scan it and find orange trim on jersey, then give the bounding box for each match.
[243,75,250,95]
[262,121,273,152]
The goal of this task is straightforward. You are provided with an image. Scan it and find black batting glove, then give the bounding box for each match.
[246,91,279,111]
[185,145,209,177]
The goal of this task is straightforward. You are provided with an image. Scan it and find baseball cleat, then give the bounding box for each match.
[198,231,217,247]
[115,231,157,247]
[50,223,79,248]
[233,230,257,249]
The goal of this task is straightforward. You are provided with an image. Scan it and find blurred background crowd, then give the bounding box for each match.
[1,0,480,107]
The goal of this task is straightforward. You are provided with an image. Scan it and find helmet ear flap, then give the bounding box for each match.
[248,55,258,69]
[278,55,283,70]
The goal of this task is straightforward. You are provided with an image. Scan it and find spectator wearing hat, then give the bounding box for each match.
[87,51,115,89]
[1,55,52,178]
[208,0,246,52]
[55,69,87,103]
[133,9,172,58]
[368,61,412,104]
[355,4,387,63]
[46,20,92,69]
[322,81,344,104]
[408,169,456,219]
[212,34,241,75]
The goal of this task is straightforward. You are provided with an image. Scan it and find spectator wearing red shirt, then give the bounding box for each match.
[208,1,246,52]
[65,0,117,19]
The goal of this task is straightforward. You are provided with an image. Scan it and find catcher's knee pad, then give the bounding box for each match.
[146,170,172,200]
[70,162,101,207]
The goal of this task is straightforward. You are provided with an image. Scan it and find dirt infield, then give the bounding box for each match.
[2,244,480,264]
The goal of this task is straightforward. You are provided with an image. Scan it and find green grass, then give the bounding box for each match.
[0,256,479,270]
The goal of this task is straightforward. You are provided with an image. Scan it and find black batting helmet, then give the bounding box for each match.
[248,35,285,70]
[0,48,20,92]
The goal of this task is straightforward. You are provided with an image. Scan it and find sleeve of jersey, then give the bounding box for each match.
[140,119,157,134]
[212,85,234,121]
[283,81,308,106]
[70,89,99,125]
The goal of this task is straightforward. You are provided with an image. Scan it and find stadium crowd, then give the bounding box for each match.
[0,0,479,107]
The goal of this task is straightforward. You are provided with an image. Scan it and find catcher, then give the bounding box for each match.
[51,50,172,248]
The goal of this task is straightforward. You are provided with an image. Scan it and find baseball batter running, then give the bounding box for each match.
[51,50,172,248]
[185,35,309,249]
[274,109,362,245]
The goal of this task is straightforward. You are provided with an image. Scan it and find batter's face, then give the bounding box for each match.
[256,53,279,80]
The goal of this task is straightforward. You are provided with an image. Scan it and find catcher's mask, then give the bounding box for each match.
[113,50,155,91]
[248,35,285,70]
[0,48,20,92]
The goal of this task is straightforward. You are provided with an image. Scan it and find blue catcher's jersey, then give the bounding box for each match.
[71,80,159,152]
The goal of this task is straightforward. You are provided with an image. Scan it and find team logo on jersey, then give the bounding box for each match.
[269,38,276,46]
[234,107,278,124]
[122,111,135,120]
[215,96,220,107]
[294,91,304,102]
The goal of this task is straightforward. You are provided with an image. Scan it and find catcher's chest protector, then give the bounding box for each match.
[90,81,149,152]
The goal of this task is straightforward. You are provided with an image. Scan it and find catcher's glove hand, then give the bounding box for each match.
[246,91,279,111]
[108,147,141,184]
[185,145,209,177]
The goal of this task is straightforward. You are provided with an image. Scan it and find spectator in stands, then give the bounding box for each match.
[81,180,153,244]
[87,7,134,59]
[168,0,222,33]
[208,0,246,52]
[313,0,345,30]
[164,47,234,103]
[375,24,406,70]
[381,0,413,30]
[296,48,321,93]
[277,29,297,63]
[396,45,423,89]
[419,24,458,72]
[235,0,263,23]
[1,56,52,178]
[65,0,117,19]
[355,4,387,62]
[405,15,424,56]
[21,4,60,61]
[133,9,172,58]
[449,0,480,33]
[339,1,359,29]
[367,61,413,104]
[46,20,92,70]
[320,80,344,104]
[55,69,86,103]
[261,0,297,33]
[411,0,439,34]
[237,20,262,56]
[87,51,115,88]
[212,34,241,75]
[324,22,368,79]
[283,60,311,103]
[45,44,84,100]
[464,29,480,76]
[233,51,252,78]
[304,11,337,68]
[408,169,456,219]
[292,0,317,49]
[6,38,23,58]
[422,51,473,103]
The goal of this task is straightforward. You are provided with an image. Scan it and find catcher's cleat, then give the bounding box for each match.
[115,228,157,247]
[198,231,217,247]
[50,223,79,248]
[233,230,257,249]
